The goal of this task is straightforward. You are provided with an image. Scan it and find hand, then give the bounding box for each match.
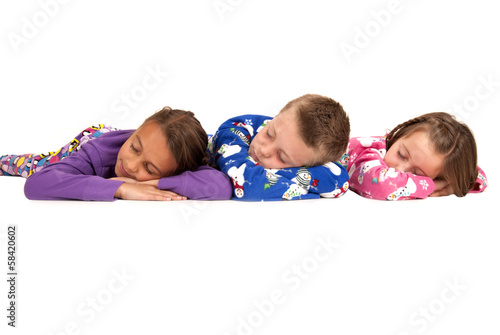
[137,179,160,187]
[109,176,138,184]
[109,177,159,187]
[114,183,187,201]
[430,179,454,197]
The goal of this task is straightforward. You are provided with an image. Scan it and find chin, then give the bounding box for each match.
[114,165,121,177]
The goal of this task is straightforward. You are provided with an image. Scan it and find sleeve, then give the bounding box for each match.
[210,115,350,201]
[24,144,124,201]
[347,137,435,200]
[157,165,233,200]
[468,166,488,193]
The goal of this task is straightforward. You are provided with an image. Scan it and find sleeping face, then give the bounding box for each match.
[248,108,319,169]
[384,130,444,179]
[115,122,178,181]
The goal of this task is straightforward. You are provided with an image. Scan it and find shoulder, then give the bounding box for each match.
[349,136,386,149]
[79,129,134,161]
[89,129,134,147]
[346,136,386,169]
[219,115,273,130]
[213,115,273,146]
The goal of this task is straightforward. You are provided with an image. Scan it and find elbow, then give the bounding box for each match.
[220,183,234,200]
[189,172,233,200]
[23,176,39,200]
[210,174,233,200]
[23,171,55,200]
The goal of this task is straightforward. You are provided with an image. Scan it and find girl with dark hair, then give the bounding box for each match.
[0,107,232,201]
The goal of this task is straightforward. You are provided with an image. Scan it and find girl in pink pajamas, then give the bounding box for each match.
[342,112,487,200]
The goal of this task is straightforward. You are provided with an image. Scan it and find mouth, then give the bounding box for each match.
[120,162,132,178]
[249,147,260,165]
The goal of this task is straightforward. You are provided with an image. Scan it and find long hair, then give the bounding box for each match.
[386,112,478,196]
[142,107,208,175]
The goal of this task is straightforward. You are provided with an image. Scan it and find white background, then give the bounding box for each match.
[0,0,498,334]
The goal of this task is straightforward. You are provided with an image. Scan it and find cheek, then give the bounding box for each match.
[116,145,127,162]
[134,173,148,182]
[115,147,123,164]
[251,132,263,149]
[383,149,397,168]
[426,156,444,179]
[253,131,263,142]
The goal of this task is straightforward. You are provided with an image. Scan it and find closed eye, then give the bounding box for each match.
[278,153,286,164]
[144,164,154,175]
[130,143,139,153]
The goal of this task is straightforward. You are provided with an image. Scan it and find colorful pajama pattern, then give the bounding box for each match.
[343,136,488,200]
[1,124,117,178]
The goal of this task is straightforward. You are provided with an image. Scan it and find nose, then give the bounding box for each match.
[260,142,276,158]
[396,161,411,173]
[126,158,139,174]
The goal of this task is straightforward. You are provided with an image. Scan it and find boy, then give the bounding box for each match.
[209,94,350,200]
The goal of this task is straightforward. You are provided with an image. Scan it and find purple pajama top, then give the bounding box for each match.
[24,130,232,201]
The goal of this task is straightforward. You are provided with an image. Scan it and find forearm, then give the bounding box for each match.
[272,162,350,198]
[468,166,488,193]
[158,166,232,200]
[24,167,124,201]
[348,158,434,200]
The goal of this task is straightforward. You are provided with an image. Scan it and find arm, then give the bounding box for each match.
[210,115,349,201]
[347,146,435,200]
[431,165,488,197]
[24,145,124,201]
[469,166,488,193]
[157,165,233,200]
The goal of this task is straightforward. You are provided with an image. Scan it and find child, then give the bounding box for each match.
[0,107,232,201]
[343,112,487,200]
[208,94,351,201]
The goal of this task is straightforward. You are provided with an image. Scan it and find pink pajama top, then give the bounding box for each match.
[342,136,488,200]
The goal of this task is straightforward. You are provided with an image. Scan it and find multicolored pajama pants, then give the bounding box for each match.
[0,124,116,178]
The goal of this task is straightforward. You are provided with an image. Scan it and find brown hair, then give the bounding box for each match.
[142,107,208,175]
[280,94,350,165]
[386,112,478,197]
